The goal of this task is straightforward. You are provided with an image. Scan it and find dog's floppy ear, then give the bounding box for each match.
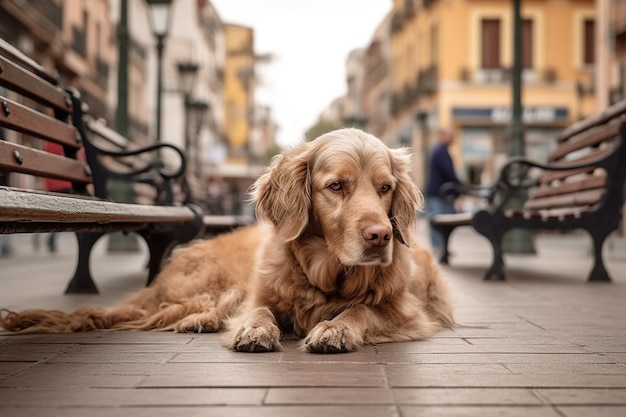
[252,145,311,242]
[389,148,424,246]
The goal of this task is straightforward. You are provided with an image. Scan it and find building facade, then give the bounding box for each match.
[223,23,255,166]
[387,0,597,188]
[0,0,114,189]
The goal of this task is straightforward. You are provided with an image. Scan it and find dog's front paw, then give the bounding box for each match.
[304,321,360,353]
[230,323,281,353]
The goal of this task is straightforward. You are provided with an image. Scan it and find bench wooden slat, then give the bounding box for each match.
[549,121,621,162]
[524,188,605,211]
[0,54,70,112]
[0,142,92,184]
[0,95,78,146]
[558,99,626,142]
[540,146,614,183]
[85,117,130,149]
[530,175,606,199]
[0,38,57,84]
[0,187,197,224]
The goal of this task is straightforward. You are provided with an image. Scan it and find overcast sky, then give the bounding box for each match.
[211,0,391,147]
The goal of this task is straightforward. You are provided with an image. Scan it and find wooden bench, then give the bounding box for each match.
[0,38,203,294]
[431,99,626,282]
[85,115,257,234]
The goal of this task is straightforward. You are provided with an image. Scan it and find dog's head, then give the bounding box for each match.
[253,128,423,266]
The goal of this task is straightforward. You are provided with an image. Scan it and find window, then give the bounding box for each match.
[522,19,533,69]
[481,19,501,69]
[583,18,595,65]
[430,23,438,66]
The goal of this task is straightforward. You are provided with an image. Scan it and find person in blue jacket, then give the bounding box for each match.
[425,127,462,251]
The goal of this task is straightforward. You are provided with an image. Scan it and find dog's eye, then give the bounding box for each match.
[381,184,392,193]
[328,181,343,191]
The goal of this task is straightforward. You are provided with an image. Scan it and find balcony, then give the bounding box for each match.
[459,67,559,85]
[24,0,62,31]
[72,26,86,57]
[95,58,109,88]
[416,65,438,95]
[390,11,404,33]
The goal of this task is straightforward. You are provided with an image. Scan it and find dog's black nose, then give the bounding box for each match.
[362,225,392,247]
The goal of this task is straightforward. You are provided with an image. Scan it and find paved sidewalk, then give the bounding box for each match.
[1,223,625,417]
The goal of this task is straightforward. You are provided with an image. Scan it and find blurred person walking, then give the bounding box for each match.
[425,128,463,252]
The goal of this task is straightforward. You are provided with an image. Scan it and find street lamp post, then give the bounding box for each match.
[503,0,536,254]
[188,100,210,179]
[146,0,173,147]
[177,61,199,153]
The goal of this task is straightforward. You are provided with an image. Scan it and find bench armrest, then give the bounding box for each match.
[67,89,188,203]
[439,181,497,203]
[488,149,616,211]
[499,152,612,189]
[85,141,187,181]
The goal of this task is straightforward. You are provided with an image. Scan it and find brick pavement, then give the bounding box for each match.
[0,223,625,417]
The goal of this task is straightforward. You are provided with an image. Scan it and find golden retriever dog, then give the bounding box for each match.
[0,129,454,353]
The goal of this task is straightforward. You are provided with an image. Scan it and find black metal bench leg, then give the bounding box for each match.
[472,211,506,281]
[483,235,506,281]
[588,228,612,282]
[435,225,455,265]
[141,233,175,287]
[65,232,103,294]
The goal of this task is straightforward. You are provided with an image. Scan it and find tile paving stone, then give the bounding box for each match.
[46,352,177,363]
[398,405,564,417]
[139,363,386,388]
[504,363,626,375]
[1,227,626,413]
[0,387,267,406]
[378,344,589,354]
[264,387,395,405]
[556,406,626,417]
[0,405,401,417]
[391,388,543,405]
[605,353,626,363]
[330,353,616,365]
[0,362,35,376]
[535,388,626,405]
[0,371,145,388]
[386,372,626,389]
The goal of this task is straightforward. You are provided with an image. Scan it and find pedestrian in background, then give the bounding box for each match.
[425,127,463,252]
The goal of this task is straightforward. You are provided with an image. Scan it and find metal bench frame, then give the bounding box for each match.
[0,38,203,294]
[431,100,626,282]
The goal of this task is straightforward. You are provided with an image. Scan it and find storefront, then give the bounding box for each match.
[451,106,569,184]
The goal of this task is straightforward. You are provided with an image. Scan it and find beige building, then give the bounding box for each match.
[597,0,626,103]
[0,0,113,190]
[362,13,392,140]
[223,23,257,166]
[386,0,597,188]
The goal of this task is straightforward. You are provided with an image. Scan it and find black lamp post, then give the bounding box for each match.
[503,0,536,254]
[188,100,209,179]
[177,61,199,153]
[146,0,173,146]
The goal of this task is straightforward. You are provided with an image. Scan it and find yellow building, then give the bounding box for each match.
[223,23,255,165]
[388,0,596,187]
[609,0,626,102]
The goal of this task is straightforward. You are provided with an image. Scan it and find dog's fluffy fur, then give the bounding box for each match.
[0,129,454,353]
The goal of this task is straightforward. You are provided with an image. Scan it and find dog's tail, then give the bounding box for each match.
[0,288,245,334]
[0,284,163,334]
[0,304,149,334]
